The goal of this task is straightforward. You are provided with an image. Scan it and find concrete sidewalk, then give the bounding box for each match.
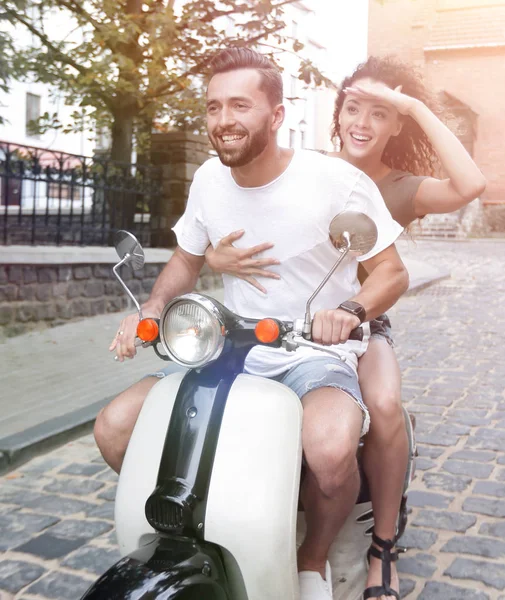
[0,240,449,472]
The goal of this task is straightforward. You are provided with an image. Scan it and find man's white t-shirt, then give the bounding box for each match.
[173,149,404,376]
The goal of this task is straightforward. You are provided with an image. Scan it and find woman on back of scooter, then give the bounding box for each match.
[205,55,486,600]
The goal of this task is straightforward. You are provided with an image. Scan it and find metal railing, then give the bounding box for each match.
[0,141,169,246]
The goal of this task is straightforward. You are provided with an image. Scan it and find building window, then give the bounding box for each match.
[439,91,476,158]
[47,182,75,201]
[289,129,296,148]
[1,177,22,206]
[290,75,297,102]
[26,93,41,138]
[299,119,307,149]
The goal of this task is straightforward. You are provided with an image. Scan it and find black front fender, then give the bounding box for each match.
[80,536,234,600]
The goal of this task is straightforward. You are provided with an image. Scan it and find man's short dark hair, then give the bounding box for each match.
[209,47,283,106]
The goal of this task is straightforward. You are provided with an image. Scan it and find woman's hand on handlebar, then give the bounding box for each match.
[205,230,281,294]
[312,309,361,346]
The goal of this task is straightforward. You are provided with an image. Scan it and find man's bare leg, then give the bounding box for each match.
[358,339,407,600]
[94,377,159,473]
[297,387,363,578]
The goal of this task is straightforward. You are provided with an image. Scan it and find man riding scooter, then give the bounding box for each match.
[96,48,409,600]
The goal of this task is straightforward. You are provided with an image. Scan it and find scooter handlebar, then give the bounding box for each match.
[347,326,363,342]
[290,318,364,343]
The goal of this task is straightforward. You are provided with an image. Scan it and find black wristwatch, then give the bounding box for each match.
[338,300,366,324]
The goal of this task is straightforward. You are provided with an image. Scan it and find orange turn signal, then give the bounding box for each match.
[255,319,280,344]
[137,318,159,342]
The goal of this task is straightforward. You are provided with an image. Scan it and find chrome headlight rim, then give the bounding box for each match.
[159,293,226,368]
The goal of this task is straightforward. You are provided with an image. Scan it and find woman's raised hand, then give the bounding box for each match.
[344,81,416,116]
[205,230,280,294]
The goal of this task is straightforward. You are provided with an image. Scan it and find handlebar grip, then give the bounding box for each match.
[347,326,363,342]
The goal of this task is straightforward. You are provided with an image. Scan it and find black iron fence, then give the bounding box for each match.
[0,141,169,246]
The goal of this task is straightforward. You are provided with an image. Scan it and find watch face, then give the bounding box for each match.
[340,301,365,322]
[343,301,358,313]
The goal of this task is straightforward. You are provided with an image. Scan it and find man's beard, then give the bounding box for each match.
[209,123,270,168]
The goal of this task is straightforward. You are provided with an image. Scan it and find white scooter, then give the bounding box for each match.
[81,211,416,600]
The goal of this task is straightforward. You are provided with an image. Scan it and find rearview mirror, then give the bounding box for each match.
[329,211,378,255]
[302,211,378,339]
[112,230,145,318]
[114,230,145,271]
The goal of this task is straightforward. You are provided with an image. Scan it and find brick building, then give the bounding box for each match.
[368,0,505,227]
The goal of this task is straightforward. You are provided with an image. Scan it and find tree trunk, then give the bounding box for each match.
[135,113,153,167]
[132,113,154,245]
[106,0,143,234]
[108,111,136,234]
[110,112,134,164]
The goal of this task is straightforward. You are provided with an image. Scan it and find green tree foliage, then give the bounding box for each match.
[4,0,332,163]
[0,33,11,95]
[0,3,18,125]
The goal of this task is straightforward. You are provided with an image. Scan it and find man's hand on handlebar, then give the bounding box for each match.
[109,306,160,362]
[312,309,361,346]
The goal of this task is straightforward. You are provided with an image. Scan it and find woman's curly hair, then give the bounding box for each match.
[332,56,439,176]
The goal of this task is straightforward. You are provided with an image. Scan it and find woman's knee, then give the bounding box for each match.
[365,385,402,423]
[358,339,401,418]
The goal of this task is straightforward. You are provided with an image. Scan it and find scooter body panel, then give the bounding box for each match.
[115,371,186,556]
[114,366,415,600]
[204,373,303,600]
[81,535,232,599]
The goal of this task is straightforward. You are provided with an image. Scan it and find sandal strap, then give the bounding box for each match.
[369,545,399,563]
[372,531,396,550]
[363,584,400,600]
[363,530,400,600]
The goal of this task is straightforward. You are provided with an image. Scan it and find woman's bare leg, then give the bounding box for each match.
[358,338,407,600]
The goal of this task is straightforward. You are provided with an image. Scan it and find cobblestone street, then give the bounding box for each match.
[0,240,504,600]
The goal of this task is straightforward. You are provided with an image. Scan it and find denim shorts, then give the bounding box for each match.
[150,357,369,437]
[369,313,394,347]
[272,357,369,436]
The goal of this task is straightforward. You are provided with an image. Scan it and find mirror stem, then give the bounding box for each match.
[302,232,351,339]
[113,254,143,319]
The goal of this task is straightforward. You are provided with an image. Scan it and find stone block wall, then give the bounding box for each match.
[150,131,211,247]
[0,131,219,337]
[0,260,222,338]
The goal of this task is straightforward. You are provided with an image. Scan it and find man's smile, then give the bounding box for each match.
[218,133,247,146]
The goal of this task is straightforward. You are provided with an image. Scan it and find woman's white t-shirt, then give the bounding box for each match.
[173,149,403,376]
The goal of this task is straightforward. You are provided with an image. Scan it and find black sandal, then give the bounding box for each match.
[363,531,400,600]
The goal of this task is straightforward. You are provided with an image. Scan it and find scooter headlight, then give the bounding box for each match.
[159,294,226,367]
